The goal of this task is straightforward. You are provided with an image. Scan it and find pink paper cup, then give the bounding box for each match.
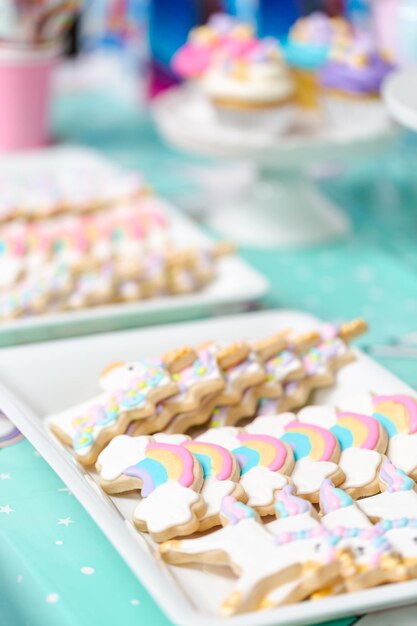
[0,47,57,151]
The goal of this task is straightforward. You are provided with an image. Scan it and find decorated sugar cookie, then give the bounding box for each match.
[49,360,178,465]
[97,433,244,532]
[253,331,315,399]
[161,346,225,415]
[198,427,294,515]
[261,486,342,608]
[298,406,387,497]
[319,480,400,589]
[97,435,205,541]
[357,460,417,522]
[182,440,246,531]
[160,495,342,616]
[280,421,344,501]
[372,394,417,479]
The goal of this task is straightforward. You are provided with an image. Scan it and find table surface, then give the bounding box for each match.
[2,87,417,626]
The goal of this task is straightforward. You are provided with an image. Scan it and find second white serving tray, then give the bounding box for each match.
[0,146,268,347]
[0,310,416,626]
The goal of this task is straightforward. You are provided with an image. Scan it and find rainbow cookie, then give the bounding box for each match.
[49,360,179,465]
[298,406,387,497]
[357,460,417,523]
[280,421,344,502]
[247,415,344,501]
[319,479,401,589]
[96,433,244,533]
[160,495,342,615]
[96,435,205,541]
[372,394,417,479]
[182,440,246,531]
[198,427,294,515]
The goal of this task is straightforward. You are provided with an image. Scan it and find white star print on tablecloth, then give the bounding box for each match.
[0,504,15,514]
[0,473,11,480]
[57,517,74,526]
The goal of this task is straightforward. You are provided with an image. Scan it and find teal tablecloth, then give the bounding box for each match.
[2,90,417,626]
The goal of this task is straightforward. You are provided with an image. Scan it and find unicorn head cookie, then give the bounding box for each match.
[160,495,342,616]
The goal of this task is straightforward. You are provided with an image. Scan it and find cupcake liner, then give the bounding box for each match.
[319,92,387,129]
[211,100,297,135]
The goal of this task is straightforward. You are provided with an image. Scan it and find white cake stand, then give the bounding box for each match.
[153,86,397,248]
[383,66,417,132]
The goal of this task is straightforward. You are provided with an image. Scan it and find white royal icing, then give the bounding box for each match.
[97,435,149,481]
[339,448,382,490]
[244,413,295,437]
[133,482,200,534]
[240,467,288,508]
[387,434,417,475]
[358,489,417,521]
[290,458,340,495]
[201,477,238,518]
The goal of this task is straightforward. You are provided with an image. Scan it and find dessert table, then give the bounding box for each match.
[1,87,417,626]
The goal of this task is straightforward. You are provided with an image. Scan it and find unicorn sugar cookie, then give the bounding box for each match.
[96,435,206,541]
[160,495,342,616]
[49,359,178,465]
[261,486,343,608]
[298,406,388,497]
[253,330,317,399]
[198,427,294,515]
[319,479,401,589]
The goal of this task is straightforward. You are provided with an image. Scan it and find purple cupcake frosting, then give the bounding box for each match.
[320,36,394,96]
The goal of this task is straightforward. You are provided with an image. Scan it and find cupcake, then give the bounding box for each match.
[202,36,296,132]
[319,33,394,125]
[284,12,353,109]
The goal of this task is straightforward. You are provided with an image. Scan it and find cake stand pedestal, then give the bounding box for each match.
[153,87,397,248]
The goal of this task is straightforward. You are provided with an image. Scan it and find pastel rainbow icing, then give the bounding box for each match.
[232,432,288,475]
[372,394,417,437]
[281,421,336,462]
[220,495,256,525]
[182,441,234,481]
[331,412,381,450]
[275,485,310,518]
[124,442,195,497]
[172,349,219,391]
[320,479,353,514]
[379,460,414,493]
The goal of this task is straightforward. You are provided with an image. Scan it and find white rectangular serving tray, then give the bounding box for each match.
[1,310,417,626]
[0,147,268,347]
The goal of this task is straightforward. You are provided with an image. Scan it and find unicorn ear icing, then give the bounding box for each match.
[274,484,311,518]
[220,495,258,526]
[319,479,353,514]
[379,460,414,493]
